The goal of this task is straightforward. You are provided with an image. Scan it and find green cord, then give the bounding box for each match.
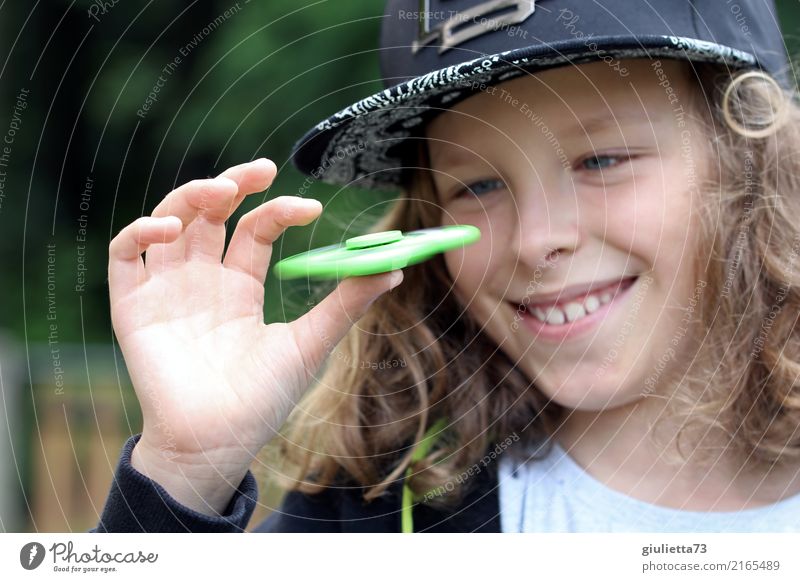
[401,417,449,533]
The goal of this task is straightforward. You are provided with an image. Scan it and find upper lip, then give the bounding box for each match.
[510,275,637,307]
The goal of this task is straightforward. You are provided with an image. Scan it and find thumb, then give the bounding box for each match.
[292,269,404,373]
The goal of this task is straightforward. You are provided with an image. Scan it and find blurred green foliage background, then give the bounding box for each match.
[0,0,797,532]
[0,0,797,343]
[1,0,399,344]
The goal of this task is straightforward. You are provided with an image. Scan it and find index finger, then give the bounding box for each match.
[149,158,277,226]
[216,158,278,207]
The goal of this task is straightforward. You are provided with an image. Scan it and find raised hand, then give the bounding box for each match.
[108,159,403,515]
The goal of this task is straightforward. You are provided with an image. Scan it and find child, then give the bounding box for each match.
[94,0,800,532]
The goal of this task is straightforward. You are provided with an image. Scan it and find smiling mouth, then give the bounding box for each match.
[510,276,638,326]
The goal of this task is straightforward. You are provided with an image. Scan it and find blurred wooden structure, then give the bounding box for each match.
[17,342,284,532]
[27,343,135,532]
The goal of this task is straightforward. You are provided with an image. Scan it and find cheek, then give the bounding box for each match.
[444,238,495,294]
[442,198,516,268]
[443,214,515,307]
[605,167,695,265]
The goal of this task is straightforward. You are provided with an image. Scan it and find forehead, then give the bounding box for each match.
[424,59,691,151]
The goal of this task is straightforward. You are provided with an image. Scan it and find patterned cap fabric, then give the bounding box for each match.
[289,0,790,192]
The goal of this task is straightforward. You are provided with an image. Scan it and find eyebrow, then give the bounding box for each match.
[428,110,652,168]
[561,110,652,138]
[428,144,480,170]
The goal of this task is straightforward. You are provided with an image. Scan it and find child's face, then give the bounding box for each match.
[426,59,707,411]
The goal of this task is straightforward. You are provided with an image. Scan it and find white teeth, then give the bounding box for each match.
[544,307,565,325]
[563,302,586,322]
[525,280,632,325]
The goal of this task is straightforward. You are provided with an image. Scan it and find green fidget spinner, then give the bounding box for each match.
[273,225,481,280]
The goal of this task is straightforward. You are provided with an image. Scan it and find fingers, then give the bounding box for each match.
[179,179,240,263]
[144,177,238,270]
[223,196,322,282]
[150,177,238,224]
[145,159,277,272]
[151,157,276,224]
[290,269,404,376]
[109,216,182,300]
[216,158,277,207]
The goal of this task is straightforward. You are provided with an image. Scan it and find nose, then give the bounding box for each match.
[510,181,581,270]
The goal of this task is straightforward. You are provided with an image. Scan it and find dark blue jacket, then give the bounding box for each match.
[91,434,503,532]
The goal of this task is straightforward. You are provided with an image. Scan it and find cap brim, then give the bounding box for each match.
[290,35,756,192]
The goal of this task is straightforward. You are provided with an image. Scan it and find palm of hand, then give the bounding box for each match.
[113,261,308,459]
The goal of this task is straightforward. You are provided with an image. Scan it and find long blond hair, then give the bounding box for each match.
[262,60,800,509]
[663,63,800,469]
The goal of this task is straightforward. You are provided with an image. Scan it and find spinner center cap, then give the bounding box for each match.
[345,230,404,249]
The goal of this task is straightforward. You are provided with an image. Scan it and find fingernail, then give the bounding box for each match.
[294,197,321,208]
[389,269,404,288]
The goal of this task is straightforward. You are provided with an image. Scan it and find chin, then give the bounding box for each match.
[551,392,644,412]
[532,369,645,412]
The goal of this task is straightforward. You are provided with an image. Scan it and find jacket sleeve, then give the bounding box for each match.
[90,434,258,533]
[253,487,343,532]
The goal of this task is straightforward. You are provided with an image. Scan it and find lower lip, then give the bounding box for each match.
[515,277,638,343]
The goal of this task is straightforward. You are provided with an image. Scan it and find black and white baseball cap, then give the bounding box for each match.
[289,0,791,192]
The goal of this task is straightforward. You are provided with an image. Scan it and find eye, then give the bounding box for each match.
[578,154,629,171]
[454,178,506,199]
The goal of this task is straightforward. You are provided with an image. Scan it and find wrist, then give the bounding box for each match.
[131,438,251,517]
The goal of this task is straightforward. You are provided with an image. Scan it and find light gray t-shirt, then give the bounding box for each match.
[497,440,800,532]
